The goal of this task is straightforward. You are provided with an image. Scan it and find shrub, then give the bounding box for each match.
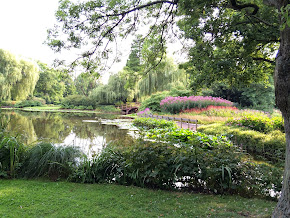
[139,92,171,112]
[198,123,286,163]
[61,95,97,109]
[133,117,178,129]
[137,108,151,116]
[161,96,234,114]
[146,128,232,149]
[14,99,44,108]
[227,114,284,133]
[70,141,282,199]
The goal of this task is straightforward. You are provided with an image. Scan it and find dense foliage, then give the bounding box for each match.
[61,95,97,110]
[34,63,75,104]
[70,141,282,199]
[0,49,39,101]
[199,123,285,164]
[228,114,284,133]
[133,117,177,129]
[202,80,275,111]
[14,99,44,108]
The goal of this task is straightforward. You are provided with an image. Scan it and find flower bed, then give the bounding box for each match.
[160,96,234,114]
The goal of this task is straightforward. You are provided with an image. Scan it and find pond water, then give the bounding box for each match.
[0,110,136,156]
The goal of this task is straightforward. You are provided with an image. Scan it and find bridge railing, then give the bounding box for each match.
[138,113,198,131]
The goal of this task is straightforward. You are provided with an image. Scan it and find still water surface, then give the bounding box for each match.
[0,110,135,156]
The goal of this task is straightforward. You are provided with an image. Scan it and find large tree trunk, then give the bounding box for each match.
[272,2,290,216]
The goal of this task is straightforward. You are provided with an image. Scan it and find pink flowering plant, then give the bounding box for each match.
[160,96,234,114]
[137,108,151,116]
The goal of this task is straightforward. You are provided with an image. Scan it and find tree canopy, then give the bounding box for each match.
[0,49,39,101]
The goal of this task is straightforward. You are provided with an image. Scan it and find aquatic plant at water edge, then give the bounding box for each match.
[146,127,232,149]
[0,133,25,178]
[70,141,282,199]
[22,142,82,180]
[133,117,177,129]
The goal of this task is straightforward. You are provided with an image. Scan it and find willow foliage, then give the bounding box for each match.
[0,49,39,101]
[137,58,188,100]
[90,74,128,104]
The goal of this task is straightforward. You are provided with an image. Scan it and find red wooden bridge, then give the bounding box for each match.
[117,103,140,114]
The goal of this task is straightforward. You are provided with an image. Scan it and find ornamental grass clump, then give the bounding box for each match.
[160,96,234,114]
[182,105,238,117]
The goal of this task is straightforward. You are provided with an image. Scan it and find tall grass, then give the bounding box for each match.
[22,143,82,180]
[0,134,25,178]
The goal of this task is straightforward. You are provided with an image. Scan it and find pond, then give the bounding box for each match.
[0,110,136,156]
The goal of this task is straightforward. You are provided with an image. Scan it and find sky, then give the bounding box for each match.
[0,0,129,82]
[0,0,60,64]
[0,0,185,83]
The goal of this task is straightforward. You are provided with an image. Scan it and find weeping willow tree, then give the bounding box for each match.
[11,59,39,100]
[0,49,22,100]
[137,57,188,101]
[90,74,128,104]
[0,49,39,101]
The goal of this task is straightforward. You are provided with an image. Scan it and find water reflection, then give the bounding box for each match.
[0,110,134,155]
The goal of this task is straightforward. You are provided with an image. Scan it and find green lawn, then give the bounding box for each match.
[0,179,275,217]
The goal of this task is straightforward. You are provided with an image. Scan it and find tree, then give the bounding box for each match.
[75,72,99,96]
[34,63,69,104]
[47,0,290,216]
[137,57,188,99]
[90,73,128,104]
[0,49,39,101]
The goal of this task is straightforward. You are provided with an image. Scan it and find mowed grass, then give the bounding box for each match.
[0,179,276,217]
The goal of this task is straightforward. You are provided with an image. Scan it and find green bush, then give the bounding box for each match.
[198,123,286,163]
[14,99,44,108]
[139,92,170,112]
[70,142,282,199]
[146,128,232,149]
[133,117,178,129]
[227,114,284,133]
[61,95,97,109]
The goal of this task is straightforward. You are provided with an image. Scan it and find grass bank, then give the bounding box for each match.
[0,179,275,217]
[1,105,121,114]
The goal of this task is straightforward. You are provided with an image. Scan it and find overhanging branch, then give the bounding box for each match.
[253,57,275,64]
[230,0,259,15]
[103,0,178,18]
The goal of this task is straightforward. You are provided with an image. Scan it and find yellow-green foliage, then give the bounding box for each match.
[0,49,39,101]
[198,123,286,163]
